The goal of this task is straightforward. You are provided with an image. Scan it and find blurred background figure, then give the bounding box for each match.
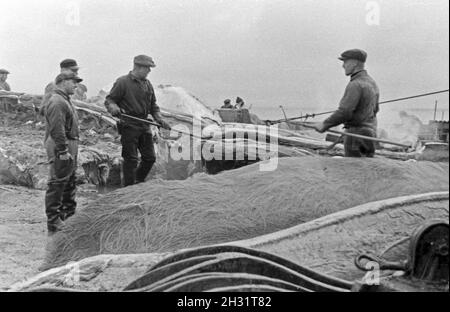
[234,96,245,109]
[72,83,88,101]
[221,98,233,109]
[0,69,11,91]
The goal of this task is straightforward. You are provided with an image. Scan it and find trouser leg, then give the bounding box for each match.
[121,126,140,187]
[45,138,78,230]
[344,127,376,157]
[136,131,156,183]
[61,172,77,221]
[45,180,65,231]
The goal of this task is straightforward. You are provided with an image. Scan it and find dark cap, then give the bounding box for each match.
[0,69,10,74]
[134,55,156,67]
[224,99,231,104]
[55,72,83,84]
[60,59,80,70]
[338,49,367,62]
[236,96,244,103]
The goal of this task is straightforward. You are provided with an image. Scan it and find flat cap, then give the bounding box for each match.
[60,59,80,69]
[55,72,83,84]
[224,99,231,104]
[134,55,156,67]
[0,69,10,74]
[338,49,367,62]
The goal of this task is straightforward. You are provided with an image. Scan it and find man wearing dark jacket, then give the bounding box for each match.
[314,49,379,157]
[105,55,170,186]
[44,72,82,234]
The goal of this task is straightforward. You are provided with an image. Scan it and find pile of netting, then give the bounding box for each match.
[44,156,449,269]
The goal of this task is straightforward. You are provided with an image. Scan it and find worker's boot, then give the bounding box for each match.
[136,160,155,184]
[38,230,61,272]
[45,181,65,232]
[122,160,137,186]
[60,174,77,221]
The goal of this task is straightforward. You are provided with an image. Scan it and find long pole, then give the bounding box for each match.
[268,89,450,124]
[279,105,292,129]
[433,100,438,120]
[298,123,411,148]
[119,113,211,140]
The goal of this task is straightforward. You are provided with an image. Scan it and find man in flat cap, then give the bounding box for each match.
[105,55,171,186]
[44,72,83,234]
[40,59,87,115]
[0,69,11,91]
[221,99,233,109]
[314,49,380,157]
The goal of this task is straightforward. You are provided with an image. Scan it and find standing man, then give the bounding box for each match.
[40,59,86,115]
[44,72,83,234]
[314,49,380,157]
[0,69,11,91]
[105,55,171,186]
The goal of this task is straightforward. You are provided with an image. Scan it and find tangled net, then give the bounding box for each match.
[44,156,449,270]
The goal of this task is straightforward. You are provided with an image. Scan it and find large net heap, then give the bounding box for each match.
[45,156,449,269]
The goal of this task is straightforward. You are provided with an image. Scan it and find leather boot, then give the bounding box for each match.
[136,160,155,183]
[45,182,65,232]
[122,159,138,186]
[61,174,77,221]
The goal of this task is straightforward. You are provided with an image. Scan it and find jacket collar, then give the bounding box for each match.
[350,69,367,81]
[53,88,71,101]
[128,71,146,82]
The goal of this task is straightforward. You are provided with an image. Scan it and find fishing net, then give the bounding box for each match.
[44,156,449,269]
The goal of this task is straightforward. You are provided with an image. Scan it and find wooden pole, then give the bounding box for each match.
[434,100,438,120]
[299,123,412,148]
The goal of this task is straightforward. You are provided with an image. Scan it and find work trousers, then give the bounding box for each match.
[344,127,376,157]
[44,138,78,231]
[121,125,156,186]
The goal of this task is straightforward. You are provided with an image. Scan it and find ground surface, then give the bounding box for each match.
[0,185,99,290]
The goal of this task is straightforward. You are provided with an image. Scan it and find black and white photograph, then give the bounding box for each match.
[0,0,448,298]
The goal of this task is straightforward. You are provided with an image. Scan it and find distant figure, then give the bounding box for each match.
[234,96,245,109]
[40,59,87,115]
[72,83,88,101]
[0,69,11,91]
[221,99,233,109]
[313,49,380,157]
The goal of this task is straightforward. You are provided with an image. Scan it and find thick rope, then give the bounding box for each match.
[268,89,450,124]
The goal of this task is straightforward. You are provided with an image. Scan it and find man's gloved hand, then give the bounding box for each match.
[157,119,171,130]
[313,122,327,133]
[57,150,73,161]
[108,103,122,117]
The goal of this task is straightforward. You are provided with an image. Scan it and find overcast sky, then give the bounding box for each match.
[1,0,448,119]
